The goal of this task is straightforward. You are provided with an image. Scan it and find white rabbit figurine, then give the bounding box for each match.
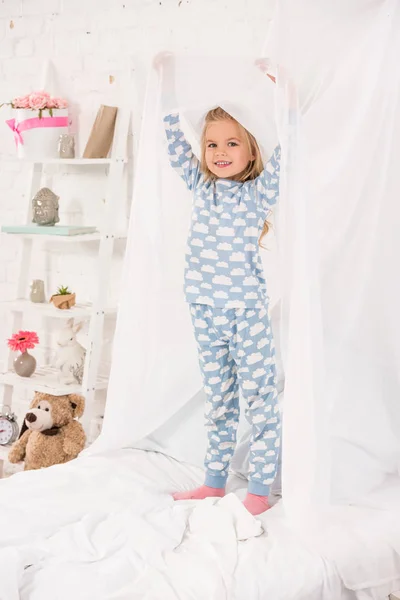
[55,319,86,385]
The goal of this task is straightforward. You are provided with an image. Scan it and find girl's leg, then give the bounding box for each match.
[173,305,240,501]
[229,307,281,515]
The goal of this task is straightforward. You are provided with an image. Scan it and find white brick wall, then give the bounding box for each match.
[0,0,275,442]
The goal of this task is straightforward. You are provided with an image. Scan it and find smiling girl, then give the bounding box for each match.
[156,53,281,515]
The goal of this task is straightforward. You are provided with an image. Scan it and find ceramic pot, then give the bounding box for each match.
[50,293,76,310]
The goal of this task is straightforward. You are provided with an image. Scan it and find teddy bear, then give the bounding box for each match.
[8,392,86,471]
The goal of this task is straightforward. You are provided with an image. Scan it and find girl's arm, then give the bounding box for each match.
[155,52,202,192]
[252,58,295,217]
[163,113,202,192]
[253,145,281,216]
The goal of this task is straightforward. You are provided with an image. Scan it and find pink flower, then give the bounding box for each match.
[50,96,68,109]
[47,97,58,109]
[7,330,39,353]
[29,91,49,111]
[35,90,50,98]
[13,94,31,109]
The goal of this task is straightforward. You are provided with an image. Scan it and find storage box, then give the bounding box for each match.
[6,108,69,159]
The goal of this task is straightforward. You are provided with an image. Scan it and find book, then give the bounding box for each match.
[1,225,97,236]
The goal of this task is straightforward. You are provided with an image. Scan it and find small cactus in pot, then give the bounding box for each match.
[50,285,76,310]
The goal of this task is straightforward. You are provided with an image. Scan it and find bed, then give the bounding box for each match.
[0,448,399,600]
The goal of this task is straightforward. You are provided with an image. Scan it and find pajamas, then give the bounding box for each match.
[191,304,280,496]
[163,112,282,495]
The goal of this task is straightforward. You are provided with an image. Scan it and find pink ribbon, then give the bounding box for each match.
[6,116,69,147]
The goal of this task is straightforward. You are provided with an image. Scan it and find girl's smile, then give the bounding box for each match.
[205,119,254,179]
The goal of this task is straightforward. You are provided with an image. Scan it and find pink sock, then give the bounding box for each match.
[173,484,225,501]
[243,492,271,516]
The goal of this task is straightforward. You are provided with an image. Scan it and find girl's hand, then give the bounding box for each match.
[154,51,177,111]
[255,58,276,83]
[153,51,174,72]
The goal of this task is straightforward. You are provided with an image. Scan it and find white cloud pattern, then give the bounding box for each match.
[230,252,246,262]
[212,275,232,286]
[217,242,232,251]
[201,264,215,273]
[214,290,229,299]
[186,270,203,281]
[193,222,209,234]
[201,249,218,260]
[186,286,200,294]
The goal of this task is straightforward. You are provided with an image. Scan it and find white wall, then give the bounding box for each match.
[0,0,276,449]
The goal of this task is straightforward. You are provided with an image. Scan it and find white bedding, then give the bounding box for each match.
[0,449,398,600]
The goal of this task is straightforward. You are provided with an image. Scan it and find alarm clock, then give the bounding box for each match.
[0,405,19,446]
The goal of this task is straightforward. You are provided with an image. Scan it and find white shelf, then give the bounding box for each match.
[0,101,131,438]
[0,157,127,165]
[0,366,109,396]
[0,299,118,319]
[1,232,127,242]
[1,231,101,242]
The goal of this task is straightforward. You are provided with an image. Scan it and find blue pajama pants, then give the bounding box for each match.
[190,303,281,496]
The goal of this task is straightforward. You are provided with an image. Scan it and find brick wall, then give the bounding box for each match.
[0,0,275,454]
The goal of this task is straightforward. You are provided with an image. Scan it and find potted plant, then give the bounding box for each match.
[7,330,39,378]
[1,90,69,159]
[50,285,76,310]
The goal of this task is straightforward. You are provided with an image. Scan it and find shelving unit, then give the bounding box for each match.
[0,299,118,319]
[0,106,131,467]
[0,231,127,243]
[2,157,127,165]
[0,366,109,396]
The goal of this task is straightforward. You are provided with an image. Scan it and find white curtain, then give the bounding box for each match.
[271,0,400,514]
[92,1,400,522]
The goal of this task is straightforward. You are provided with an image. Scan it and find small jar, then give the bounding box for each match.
[58,134,75,159]
[30,279,45,303]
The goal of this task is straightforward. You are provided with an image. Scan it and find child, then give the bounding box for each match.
[156,53,281,516]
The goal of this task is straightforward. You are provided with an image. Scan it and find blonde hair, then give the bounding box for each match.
[200,107,270,246]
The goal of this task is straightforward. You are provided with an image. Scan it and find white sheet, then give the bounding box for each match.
[270,0,400,515]
[0,450,399,600]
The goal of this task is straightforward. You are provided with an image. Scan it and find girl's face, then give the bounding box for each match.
[204,119,254,179]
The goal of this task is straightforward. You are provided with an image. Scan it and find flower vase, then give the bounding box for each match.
[13,350,36,377]
[6,108,69,159]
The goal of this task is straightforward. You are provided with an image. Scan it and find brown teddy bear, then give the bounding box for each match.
[8,392,86,470]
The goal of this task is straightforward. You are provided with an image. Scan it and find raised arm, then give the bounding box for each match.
[163,113,202,191]
[252,58,296,217]
[253,144,281,216]
[154,52,202,191]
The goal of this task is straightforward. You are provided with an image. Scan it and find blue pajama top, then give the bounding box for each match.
[164,113,281,309]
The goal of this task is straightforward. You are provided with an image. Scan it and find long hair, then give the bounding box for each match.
[200,107,270,245]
